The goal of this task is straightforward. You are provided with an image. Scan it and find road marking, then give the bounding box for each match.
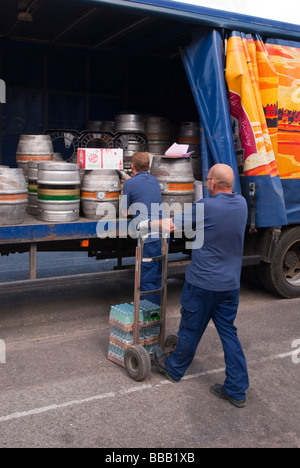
[0,350,295,423]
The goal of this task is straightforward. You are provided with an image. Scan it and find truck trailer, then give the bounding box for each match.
[1,0,300,298]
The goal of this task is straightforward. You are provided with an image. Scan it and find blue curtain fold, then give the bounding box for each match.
[181,29,241,195]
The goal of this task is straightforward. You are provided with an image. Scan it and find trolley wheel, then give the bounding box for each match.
[124,345,151,381]
[164,334,178,352]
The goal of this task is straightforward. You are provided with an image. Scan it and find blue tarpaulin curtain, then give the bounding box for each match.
[181,29,241,196]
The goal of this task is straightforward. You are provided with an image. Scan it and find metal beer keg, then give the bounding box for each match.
[150,156,195,217]
[115,114,145,133]
[114,114,147,172]
[146,116,171,155]
[86,121,115,133]
[37,162,81,222]
[114,134,148,171]
[0,167,28,225]
[178,122,202,180]
[16,134,54,181]
[27,160,40,216]
[81,170,121,220]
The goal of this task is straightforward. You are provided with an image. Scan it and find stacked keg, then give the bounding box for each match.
[86,120,115,133]
[114,114,148,172]
[146,117,171,155]
[115,114,145,134]
[37,162,81,222]
[16,135,54,181]
[150,156,195,217]
[27,161,40,216]
[81,170,121,220]
[178,122,202,181]
[0,167,28,225]
[81,121,115,150]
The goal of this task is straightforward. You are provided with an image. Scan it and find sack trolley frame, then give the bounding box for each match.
[123,232,178,381]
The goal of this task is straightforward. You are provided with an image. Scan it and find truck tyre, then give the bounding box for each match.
[258,227,300,298]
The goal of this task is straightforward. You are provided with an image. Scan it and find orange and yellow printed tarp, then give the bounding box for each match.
[265,40,300,179]
[226,33,279,178]
[226,33,300,180]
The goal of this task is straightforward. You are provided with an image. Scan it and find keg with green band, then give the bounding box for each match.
[38,186,80,201]
[37,162,81,222]
[28,160,41,216]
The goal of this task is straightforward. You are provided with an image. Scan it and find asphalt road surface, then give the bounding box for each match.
[0,261,299,448]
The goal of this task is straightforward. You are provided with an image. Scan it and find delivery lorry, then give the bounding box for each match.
[1,0,300,298]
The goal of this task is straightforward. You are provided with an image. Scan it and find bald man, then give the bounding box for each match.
[147,163,249,408]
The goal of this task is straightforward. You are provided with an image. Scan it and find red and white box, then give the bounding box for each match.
[78,148,123,170]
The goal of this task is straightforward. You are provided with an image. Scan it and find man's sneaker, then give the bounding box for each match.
[152,348,178,383]
[210,384,246,408]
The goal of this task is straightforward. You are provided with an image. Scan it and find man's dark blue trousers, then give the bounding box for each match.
[166,281,249,401]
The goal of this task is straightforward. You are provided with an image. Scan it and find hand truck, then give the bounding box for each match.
[123,232,178,381]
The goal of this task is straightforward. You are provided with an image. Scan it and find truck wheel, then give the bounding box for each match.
[124,345,151,381]
[258,227,300,298]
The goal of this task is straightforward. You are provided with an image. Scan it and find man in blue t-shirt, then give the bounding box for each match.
[143,163,249,408]
[120,152,163,305]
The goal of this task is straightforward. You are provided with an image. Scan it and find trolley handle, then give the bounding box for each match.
[138,230,169,252]
[138,230,169,240]
[133,228,169,347]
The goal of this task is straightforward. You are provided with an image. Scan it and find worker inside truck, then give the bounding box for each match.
[119,152,165,305]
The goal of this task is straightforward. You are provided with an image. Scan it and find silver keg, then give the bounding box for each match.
[86,121,115,133]
[178,122,201,151]
[0,167,28,225]
[146,116,171,155]
[16,134,54,181]
[81,170,121,220]
[115,114,145,133]
[178,122,202,180]
[114,114,147,172]
[114,134,148,171]
[37,162,81,222]
[150,156,195,217]
[27,160,41,216]
[80,131,114,150]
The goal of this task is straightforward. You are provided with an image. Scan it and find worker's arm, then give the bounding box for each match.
[116,170,131,181]
[117,171,131,219]
[137,218,176,235]
[150,218,175,233]
[119,184,132,218]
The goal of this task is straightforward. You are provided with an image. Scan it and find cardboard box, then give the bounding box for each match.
[78,148,123,170]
